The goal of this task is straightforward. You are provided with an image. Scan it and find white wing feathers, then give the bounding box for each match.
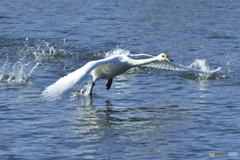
[145,61,185,71]
[41,56,119,101]
[126,53,155,59]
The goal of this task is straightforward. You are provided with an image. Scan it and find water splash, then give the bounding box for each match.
[105,48,130,58]
[0,58,39,82]
[187,59,217,80]
[0,40,70,82]
[187,59,210,80]
[21,40,72,60]
[71,79,96,97]
[0,54,39,82]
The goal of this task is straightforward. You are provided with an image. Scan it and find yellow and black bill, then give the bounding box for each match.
[164,55,173,61]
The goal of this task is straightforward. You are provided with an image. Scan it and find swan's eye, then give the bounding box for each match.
[162,55,165,57]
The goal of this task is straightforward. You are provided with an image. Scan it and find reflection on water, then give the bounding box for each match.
[70,98,205,159]
[70,93,93,107]
[194,79,210,91]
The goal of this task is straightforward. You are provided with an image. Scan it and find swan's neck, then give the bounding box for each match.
[131,57,158,67]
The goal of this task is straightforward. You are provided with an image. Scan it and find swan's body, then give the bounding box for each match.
[91,60,131,80]
[42,53,221,100]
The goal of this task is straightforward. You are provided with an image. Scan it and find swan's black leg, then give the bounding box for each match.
[89,82,95,95]
[106,78,113,90]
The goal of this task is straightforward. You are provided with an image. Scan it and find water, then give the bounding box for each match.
[1,0,240,159]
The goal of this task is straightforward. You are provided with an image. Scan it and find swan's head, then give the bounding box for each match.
[158,53,173,62]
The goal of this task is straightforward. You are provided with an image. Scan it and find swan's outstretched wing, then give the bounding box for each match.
[144,61,184,71]
[146,61,221,74]
[127,53,221,73]
[42,56,119,101]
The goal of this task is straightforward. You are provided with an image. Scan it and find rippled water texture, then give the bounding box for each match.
[0,0,240,159]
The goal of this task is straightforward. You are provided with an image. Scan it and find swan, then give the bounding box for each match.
[42,53,221,100]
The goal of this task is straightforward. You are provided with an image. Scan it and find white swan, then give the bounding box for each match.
[42,53,221,100]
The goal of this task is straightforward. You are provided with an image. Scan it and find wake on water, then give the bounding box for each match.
[0,40,222,84]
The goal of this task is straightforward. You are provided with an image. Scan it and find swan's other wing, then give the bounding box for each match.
[126,53,154,59]
[145,61,221,74]
[41,56,119,101]
[145,61,185,71]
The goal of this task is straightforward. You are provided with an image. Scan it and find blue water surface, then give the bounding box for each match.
[0,0,240,159]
